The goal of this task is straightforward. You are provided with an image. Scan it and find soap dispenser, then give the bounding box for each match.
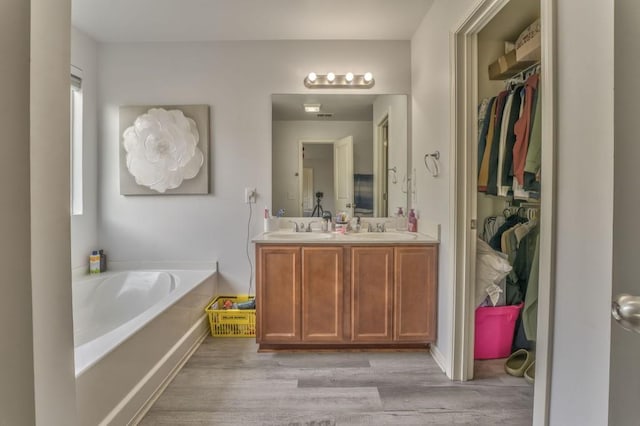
[396,207,407,231]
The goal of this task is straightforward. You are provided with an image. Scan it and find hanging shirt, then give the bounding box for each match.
[478,99,499,191]
[513,73,540,186]
[496,93,514,197]
[486,90,509,196]
[477,97,495,172]
[499,87,523,196]
[524,81,542,192]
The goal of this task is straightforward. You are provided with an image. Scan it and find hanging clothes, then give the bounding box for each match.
[498,87,523,196]
[522,234,540,340]
[524,81,542,193]
[486,90,509,196]
[478,99,499,191]
[495,92,515,197]
[482,215,506,243]
[489,214,527,251]
[512,73,540,186]
[477,97,495,172]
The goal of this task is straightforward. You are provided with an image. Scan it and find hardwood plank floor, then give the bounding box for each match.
[140,338,533,425]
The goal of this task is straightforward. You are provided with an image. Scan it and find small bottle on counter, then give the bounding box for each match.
[89,250,101,274]
[396,207,407,231]
[99,249,107,272]
[408,209,418,232]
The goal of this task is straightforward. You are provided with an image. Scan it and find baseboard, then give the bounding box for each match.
[98,315,209,426]
[430,344,450,378]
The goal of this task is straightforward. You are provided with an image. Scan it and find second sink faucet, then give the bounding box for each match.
[288,220,305,232]
[306,221,320,232]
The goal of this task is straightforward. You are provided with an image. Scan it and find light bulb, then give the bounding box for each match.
[307,72,317,82]
[364,72,373,82]
[345,72,354,82]
[327,72,336,82]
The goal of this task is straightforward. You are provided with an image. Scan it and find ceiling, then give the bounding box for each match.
[272,94,376,121]
[71,0,434,42]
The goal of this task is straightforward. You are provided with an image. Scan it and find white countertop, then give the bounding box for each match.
[252,230,439,244]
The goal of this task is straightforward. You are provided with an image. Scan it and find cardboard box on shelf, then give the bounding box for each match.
[488,50,536,80]
[516,19,541,63]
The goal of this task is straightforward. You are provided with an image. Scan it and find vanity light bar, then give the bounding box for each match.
[304,72,375,89]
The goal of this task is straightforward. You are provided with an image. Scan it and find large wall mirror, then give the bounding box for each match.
[272,94,408,218]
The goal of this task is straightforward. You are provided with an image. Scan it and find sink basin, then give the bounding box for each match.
[264,232,332,240]
[350,232,418,241]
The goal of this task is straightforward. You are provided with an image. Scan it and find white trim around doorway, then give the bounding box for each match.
[449,1,556,425]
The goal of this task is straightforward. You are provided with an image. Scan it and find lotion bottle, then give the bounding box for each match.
[408,209,418,232]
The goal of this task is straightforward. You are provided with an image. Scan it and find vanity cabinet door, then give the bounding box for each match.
[256,245,301,343]
[351,246,394,342]
[394,245,438,342]
[301,246,344,342]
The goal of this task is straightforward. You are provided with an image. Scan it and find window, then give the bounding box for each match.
[70,66,83,215]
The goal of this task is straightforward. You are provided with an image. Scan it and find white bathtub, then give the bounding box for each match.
[73,263,217,425]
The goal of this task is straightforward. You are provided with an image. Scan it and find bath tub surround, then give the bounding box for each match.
[73,261,217,425]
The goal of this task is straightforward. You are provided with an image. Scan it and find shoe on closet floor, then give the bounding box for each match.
[504,349,534,377]
[524,361,535,384]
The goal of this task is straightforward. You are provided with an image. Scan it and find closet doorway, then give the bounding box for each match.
[451,0,555,424]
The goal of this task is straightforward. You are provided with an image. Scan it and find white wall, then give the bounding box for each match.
[31,0,78,423]
[0,1,35,423]
[550,1,614,424]
[71,27,99,271]
[98,41,410,294]
[273,120,373,217]
[411,0,476,375]
[373,94,408,216]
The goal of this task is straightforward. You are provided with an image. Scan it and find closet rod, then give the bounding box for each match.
[505,61,541,86]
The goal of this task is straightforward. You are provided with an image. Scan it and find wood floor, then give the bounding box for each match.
[140,338,533,425]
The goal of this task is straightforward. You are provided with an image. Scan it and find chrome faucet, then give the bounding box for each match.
[288,220,304,232]
[376,222,386,232]
[306,221,319,232]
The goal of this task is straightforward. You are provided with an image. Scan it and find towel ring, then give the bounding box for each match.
[423,151,440,177]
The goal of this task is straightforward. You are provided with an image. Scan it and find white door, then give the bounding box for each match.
[334,136,354,217]
[610,2,640,424]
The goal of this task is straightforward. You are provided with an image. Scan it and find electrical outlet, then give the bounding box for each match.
[245,187,256,204]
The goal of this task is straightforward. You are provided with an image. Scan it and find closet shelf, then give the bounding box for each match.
[488,50,537,80]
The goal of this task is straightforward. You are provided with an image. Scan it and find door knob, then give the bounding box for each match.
[346,203,352,208]
[612,294,640,333]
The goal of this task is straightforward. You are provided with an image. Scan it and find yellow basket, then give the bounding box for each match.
[205,295,256,337]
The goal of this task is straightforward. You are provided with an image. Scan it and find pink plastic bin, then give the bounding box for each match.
[474,303,523,360]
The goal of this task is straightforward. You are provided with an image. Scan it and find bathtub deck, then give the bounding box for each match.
[140,337,533,425]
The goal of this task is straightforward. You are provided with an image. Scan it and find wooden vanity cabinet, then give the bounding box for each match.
[256,245,345,344]
[256,245,301,343]
[256,243,438,349]
[301,246,344,342]
[394,246,438,342]
[351,247,394,342]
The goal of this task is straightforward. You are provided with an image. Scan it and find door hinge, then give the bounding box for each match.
[470,219,477,230]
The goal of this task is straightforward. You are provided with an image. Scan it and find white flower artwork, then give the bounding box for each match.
[119,105,209,195]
